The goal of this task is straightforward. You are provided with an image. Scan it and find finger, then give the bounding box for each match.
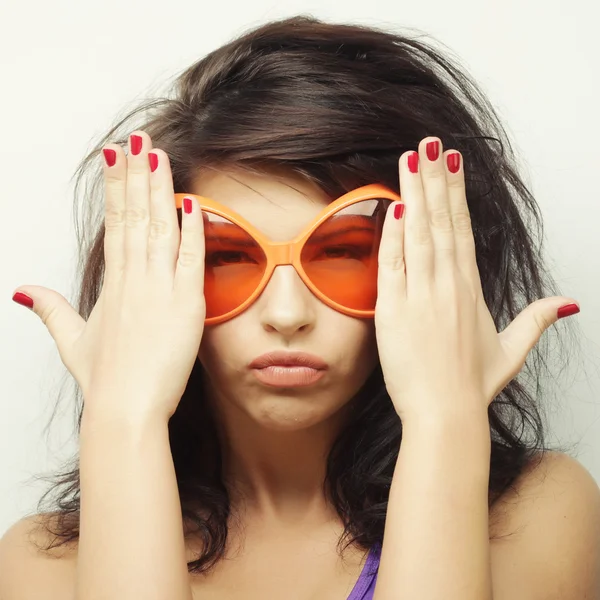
[124,130,153,273]
[418,137,456,277]
[174,195,206,303]
[12,285,87,373]
[377,201,406,312]
[102,142,128,294]
[146,148,181,279]
[444,149,482,299]
[398,149,433,297]
[497,298,580,384]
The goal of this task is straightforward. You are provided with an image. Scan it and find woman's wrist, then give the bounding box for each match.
[80,401,170,435]
[396,399,490,432]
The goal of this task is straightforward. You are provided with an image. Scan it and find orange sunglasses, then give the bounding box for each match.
[174,184,402,325]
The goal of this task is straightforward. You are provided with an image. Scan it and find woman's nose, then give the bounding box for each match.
[258,265,317,336]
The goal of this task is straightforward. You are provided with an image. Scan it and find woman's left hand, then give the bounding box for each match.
[375,136,580,421]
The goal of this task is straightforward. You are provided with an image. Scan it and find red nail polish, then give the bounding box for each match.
[148,152,159,172]
[183,197,193,214]
[394,203,405,219]
[130,135,143,156]
[12,292,34,309]
[557,303,580,319]
[407,152,419,173]
[426,140,439,162]
[447,153,460,174]
[102,148,116,167]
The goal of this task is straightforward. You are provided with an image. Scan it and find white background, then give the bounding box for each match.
[1,0,599,536]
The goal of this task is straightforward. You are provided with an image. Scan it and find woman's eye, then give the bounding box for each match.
[207,251,258,266]
[315,246,358,259]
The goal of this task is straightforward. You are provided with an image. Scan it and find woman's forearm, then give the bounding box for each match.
[374,405,493,600]
[76,408,192,600]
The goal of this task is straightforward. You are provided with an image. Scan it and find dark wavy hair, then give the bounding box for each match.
[31,14,581,574]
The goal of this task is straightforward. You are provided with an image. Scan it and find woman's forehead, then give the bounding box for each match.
[190,167,332,240]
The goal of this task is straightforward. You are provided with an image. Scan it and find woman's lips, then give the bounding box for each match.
[248,352,328,369]
[251,365,325,387]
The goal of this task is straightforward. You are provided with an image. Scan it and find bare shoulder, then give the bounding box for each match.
[491,450,600,532]
[490,451,600,599]
[0,512,77,600]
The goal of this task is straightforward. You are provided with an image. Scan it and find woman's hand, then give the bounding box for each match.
[12,130,206,423]
[375,136,580,421]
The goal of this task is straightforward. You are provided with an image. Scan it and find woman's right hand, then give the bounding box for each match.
[12,130,206,423]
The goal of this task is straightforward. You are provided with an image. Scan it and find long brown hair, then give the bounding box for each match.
[33,15,580,573]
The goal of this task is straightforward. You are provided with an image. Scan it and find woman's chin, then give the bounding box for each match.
[246,397,339,432]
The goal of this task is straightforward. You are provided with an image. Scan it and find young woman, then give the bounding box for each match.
[1,15,599,600]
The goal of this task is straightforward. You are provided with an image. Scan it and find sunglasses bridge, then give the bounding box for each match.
[268,242,299,266]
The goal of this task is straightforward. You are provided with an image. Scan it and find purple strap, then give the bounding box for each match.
[346,544,381,600]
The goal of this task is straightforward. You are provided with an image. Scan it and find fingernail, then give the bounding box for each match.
[12,292,34,309]
[130,134,143,156]
[557,303,580,319]
[447,152,461,174]
[148,152,159,172]
[407,152,419,173]
[426,140,440,162]
[183,197,193,215]
[394,203,405,219]
[102,148,116,167]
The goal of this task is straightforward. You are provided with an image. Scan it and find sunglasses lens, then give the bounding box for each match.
[202,211,267,319]
[300,198,392,312]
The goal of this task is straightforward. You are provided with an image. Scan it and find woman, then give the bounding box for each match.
[1,15,599,600]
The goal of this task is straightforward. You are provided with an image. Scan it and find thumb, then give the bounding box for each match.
[498,297,580,366]
[12,286,87,354]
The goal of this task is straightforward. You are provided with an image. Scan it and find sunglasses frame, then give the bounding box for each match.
[174,183,402,325]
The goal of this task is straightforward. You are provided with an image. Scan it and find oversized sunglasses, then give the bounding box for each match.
[174,184,402,325]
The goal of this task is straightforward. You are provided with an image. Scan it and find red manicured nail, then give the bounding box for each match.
[447,153,461,173]
[183,197,193,214]
[102,148,116,167]
[557,303,580,319]
[130,134,143,156]
[12,292,34,309]
[148,152,159,172]
[407,152,419,173]
[426,140,440,162]
[394,203,405,219]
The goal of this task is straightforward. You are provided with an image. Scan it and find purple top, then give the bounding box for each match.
[346,544,381,600]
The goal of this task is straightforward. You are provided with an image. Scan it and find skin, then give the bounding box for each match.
[194,166,379,519]
[186,166,382,596]
[1,134,599,600]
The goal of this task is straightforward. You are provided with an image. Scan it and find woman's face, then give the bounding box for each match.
[191,167,379,432]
